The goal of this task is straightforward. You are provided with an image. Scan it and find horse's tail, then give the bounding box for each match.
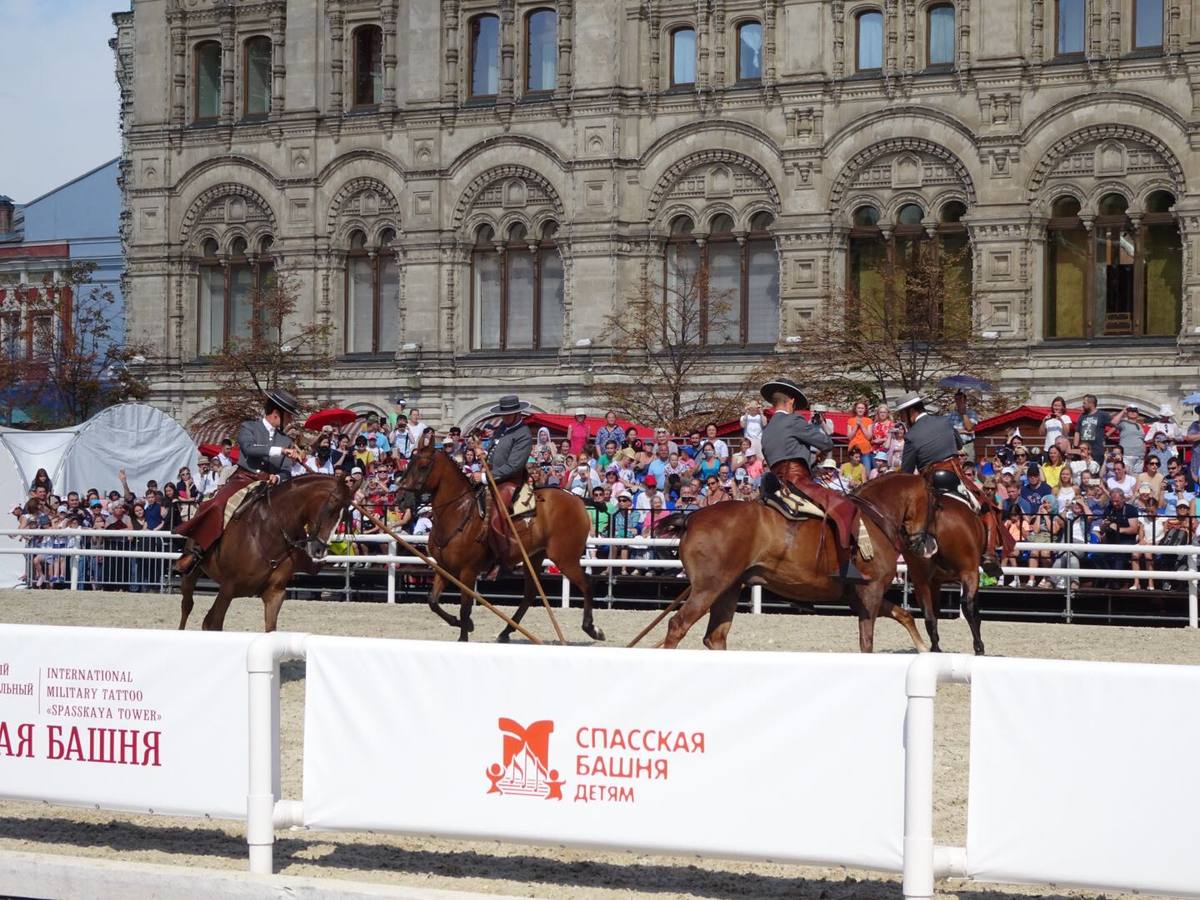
[658,511,690,536]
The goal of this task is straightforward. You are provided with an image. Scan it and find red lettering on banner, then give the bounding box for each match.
[141,730,161,767]
[0,721,33,758]
[572,783,635,804]
[653,758,669,779]
[690,732,705,753]
[45,725,161,767]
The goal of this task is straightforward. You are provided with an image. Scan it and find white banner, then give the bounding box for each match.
[0,625,255,820]
[303,638,910,871]
[967,656,1200,897]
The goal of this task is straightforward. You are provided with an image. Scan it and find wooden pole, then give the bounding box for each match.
[352,502,544,646]
[626,586,691,649]
[480,458,568,646]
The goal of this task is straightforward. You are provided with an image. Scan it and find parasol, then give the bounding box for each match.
[938,375,994,393]
[304,408,359,431]
[198,443,223,458]
[1182,392,1200,407]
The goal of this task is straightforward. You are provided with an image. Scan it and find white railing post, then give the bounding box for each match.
[387,539,397,604]
[69,553,79,591]
[246,633,308,876]
[561,570,570,609]
[903,654,972,900]
[751,584,762,615]
[1189,552,1198,629]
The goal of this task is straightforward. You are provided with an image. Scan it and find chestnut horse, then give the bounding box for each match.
[396,431,604,643]
[660,473,928,652]
[901,493,987,655]
[178,474,352,632]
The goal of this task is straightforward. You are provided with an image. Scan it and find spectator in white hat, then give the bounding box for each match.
[1146,404,1182,453]
[816,456,850,493]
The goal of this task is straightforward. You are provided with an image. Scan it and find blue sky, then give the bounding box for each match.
[0,0,128,204]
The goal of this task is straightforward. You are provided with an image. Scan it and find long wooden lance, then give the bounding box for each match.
[626,587,691,649]
[479,458,568,646]
[352,501,544,646]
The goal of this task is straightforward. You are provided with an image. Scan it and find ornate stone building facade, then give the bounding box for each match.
[115,0,1200,425]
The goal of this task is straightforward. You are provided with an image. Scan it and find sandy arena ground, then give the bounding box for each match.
[0,589,1196,899]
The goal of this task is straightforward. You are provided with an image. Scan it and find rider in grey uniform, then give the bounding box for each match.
[482,395,534,573]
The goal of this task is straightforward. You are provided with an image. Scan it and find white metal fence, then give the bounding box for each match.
[0,529,1196,628]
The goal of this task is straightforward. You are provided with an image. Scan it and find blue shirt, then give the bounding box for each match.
[1019,480,1052,506]
[647,458,668,484]
[144,503,162,530]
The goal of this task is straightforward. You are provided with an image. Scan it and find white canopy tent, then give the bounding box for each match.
[0,403,198,587]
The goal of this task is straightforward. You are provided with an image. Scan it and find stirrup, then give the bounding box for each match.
[981,556,1004,579]
[174,549,202,576]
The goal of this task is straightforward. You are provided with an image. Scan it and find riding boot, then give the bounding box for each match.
[173,547,203,576]
[831,556,871,585]
[981,509,1007,578]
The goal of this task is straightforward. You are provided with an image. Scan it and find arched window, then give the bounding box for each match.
[194,41,221,123]
[1134,0,1164,49]
[196,234,275,355]
[1056,0,1085,56]
[243,36,272,117]
[1045,192,1180,339]
[470,15,500,97]
[526,9,557,92]
[927,4,955,66]
[737,22,763,81]
[848,202,973,335]
[345,229,400,354]
[470,222,563,351]
[856,11,884,72]
[664,212,778,346]
[671,27,696,87]
[353,26,383,107]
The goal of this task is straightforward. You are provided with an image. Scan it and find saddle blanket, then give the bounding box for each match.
[762,490,824,522]
[941,487,980,513]
[512,483,537,518]
[223,483,262,528]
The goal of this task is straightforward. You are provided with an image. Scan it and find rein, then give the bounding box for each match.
[265,477,343,570]
[398,450,480,549]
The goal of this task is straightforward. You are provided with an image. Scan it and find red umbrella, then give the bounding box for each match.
[305,408,359,431]
[198,443,223,458]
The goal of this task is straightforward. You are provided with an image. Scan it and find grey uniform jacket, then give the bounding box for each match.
[488,423,533,482]
[900,414,962,473]
[237,419,296,480]
[760,411,833,469]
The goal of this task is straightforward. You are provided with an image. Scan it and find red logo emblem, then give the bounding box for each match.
[486,718,565,800]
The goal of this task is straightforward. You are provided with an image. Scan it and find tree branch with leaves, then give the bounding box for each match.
[189,270,333,434]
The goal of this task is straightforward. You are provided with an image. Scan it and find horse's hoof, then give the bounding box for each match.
[497,630,511,644]
[584,624,606,642]
[975,646,986,656]
[464,619,475,633]
[457,634,469,643]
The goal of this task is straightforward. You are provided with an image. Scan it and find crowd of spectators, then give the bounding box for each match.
[12,394,1200,592]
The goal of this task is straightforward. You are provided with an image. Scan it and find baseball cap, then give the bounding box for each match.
[644,475,657,487]
[1001,465,1016,476]
[351,466,364,475]
[57,505,67,513]
[1138,483,1153,494]
[1027,464,1041,477]
[89,498,102,507]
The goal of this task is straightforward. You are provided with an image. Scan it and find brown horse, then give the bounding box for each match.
[660,473,928,653]
[396,431,604,643]
[178,474,352,632]
[901,492,987,655]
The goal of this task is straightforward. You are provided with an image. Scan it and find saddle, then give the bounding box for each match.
[223,482,268,529]
[928,465,981,513]
[512,483,537,519]
[760,473,824,522]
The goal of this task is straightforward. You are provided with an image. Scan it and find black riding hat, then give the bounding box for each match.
[489,394,532,416]
[265,388,302,417]
[760,378,810,409]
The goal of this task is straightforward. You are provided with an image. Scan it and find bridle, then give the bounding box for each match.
[265,476,345,569]
[399,448,481,549]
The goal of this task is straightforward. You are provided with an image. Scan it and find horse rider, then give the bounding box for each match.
[478,394,534,575]
[892,392,1006,577]
[174,389,307,574]
[759,378,869,584]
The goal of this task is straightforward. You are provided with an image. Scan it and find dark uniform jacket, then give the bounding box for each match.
[489,422,533,482]
[237,419,296,480]
[900,413,961,473]
[760,411,833,468]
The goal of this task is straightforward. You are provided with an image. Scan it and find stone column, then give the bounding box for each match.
[1172,199,1200,345]
[168,11,186,125]
[556,0,573,92]
[271,2,286,116]
[382,0,398,112]
[442,0,459,102]
[219,7,235,124]
[499,0,516,100]
[329,4,345,114]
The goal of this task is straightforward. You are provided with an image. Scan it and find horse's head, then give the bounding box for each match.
[304,476,354,560]
[397,428,444,496]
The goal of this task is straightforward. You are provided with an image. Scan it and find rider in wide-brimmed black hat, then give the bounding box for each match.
[173,389,307,575]
[759,378,869,584]
[478,396,533,577]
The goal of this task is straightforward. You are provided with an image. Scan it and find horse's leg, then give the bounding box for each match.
[881,598,928,653]
[262,580,288,633]
[848,591,876,653]
[426,572,462,630]
[960,568,985,656]
[557,556,605,642]
[457,566,478,642]
[912,575,941,653]
[702,588,741,651]
[663,577,729,649]
[201,585,235,632]
[177,568,199,630]
[499,557,541,643]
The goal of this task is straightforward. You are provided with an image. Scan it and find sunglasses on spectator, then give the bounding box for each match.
[1148,459,1160,465]
[618,497,632,503]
